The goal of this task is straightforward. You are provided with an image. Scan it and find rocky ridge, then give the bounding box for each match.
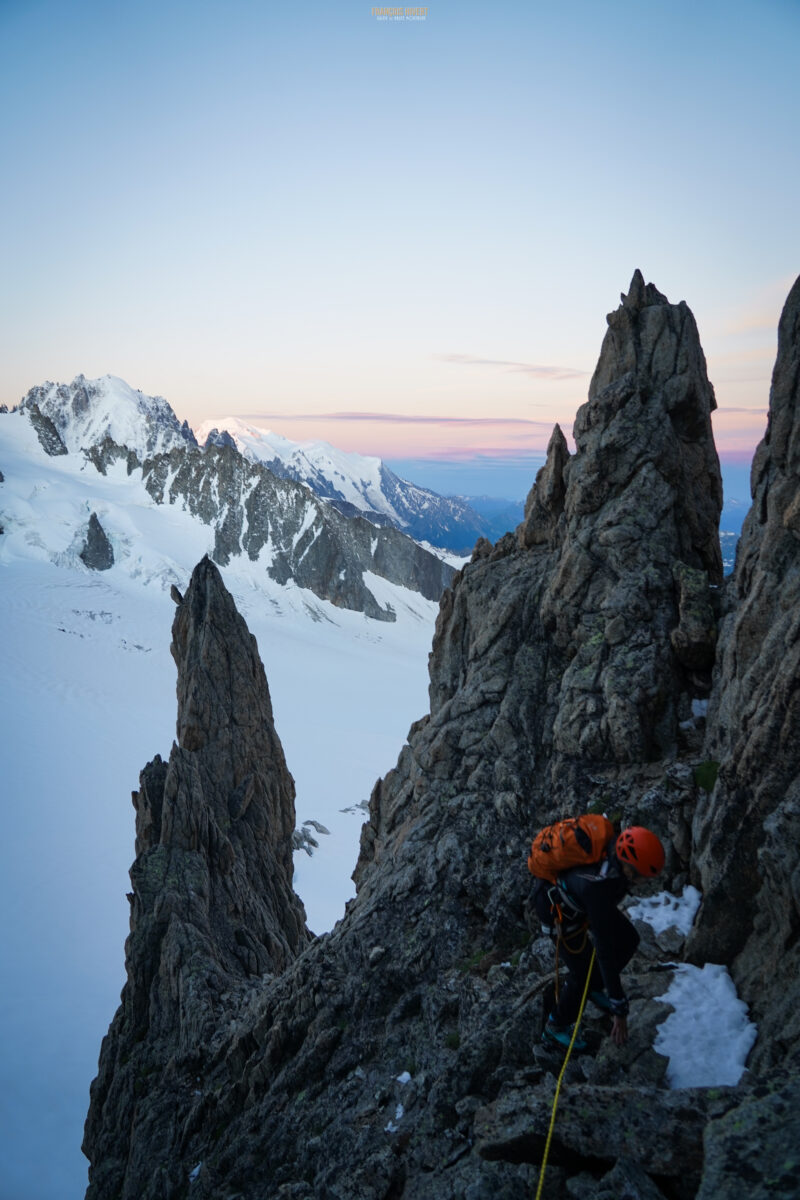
[198,419,490,554]
[84,273,800,1198]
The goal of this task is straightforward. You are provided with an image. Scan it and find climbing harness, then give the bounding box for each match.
[534,946,596,1200]
[546,883,588,1005]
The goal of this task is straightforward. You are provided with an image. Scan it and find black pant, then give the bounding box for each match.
[534,883,639,1026]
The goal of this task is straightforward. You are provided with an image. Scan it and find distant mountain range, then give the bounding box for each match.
[7,374,457,622]
[196,417,521,553]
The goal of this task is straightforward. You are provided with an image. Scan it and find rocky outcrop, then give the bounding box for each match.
[85,275,800,1198]
[25,401,68,456]
[80,513,114,571]
[517,423,569,549]
[83,558,309,1199]
[687,275,800,1068]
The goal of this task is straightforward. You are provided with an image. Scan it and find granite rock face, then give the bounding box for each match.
[688,274,800,1068]
[85,275,800,1198]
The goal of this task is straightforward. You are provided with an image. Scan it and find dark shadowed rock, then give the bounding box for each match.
[695,1074,800,1199]
[80,513,114,571]
[688,274,800,1069]
[26,402,68,456]
[541,269,722,763]
[518,424,569,549]
[566,1158,671,1199]
[473,1078,737,1182]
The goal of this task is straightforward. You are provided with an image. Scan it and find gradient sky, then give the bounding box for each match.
[1,0,797,496]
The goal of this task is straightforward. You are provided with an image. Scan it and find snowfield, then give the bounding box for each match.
[0,409,439,1199]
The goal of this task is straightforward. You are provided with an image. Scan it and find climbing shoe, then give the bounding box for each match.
[589,989,614,1013]
[541,1016,588,1052]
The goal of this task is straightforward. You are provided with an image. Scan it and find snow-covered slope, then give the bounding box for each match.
[0,407,439,1200]
[20,374,197,458]
[197,416,488,553]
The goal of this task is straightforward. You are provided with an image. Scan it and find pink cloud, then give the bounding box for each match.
[436,354,588,380]
[236,410,570,460]
[240,411,558,428]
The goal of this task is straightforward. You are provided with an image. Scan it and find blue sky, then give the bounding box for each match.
[1,0,797,498]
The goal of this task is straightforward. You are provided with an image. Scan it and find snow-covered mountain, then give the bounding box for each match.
[6,378,455,622]
[21,374,197,458]
[197,417,489,553]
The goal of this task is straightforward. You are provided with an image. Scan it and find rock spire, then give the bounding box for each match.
[83,557,308,1198]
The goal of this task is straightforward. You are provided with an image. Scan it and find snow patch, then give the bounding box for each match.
[627,885,702,937]
[655,963,758,1087]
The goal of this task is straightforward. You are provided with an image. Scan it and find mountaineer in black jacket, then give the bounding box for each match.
[534,826,665,1051]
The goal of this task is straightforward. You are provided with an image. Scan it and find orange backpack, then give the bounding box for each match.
[527,814,615,884]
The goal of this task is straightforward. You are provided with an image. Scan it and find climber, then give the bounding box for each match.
[533,824,665,1051]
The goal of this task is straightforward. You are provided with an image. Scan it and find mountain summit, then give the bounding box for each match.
[84,273,800,1197]
[20,374,197,458]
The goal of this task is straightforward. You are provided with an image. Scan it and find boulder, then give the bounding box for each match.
[696,1074,800,1199]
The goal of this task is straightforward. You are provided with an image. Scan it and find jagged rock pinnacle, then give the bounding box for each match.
[84,557,309,1198]
[620,267,669,309]
[542,275,722,760]
[518,423,569,549]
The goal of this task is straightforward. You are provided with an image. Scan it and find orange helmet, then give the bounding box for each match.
[616,827,665,877]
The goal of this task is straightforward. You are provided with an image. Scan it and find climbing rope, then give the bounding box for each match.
[534,946,596,1200]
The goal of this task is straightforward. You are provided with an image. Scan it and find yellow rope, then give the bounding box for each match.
[534,946,596,1200]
